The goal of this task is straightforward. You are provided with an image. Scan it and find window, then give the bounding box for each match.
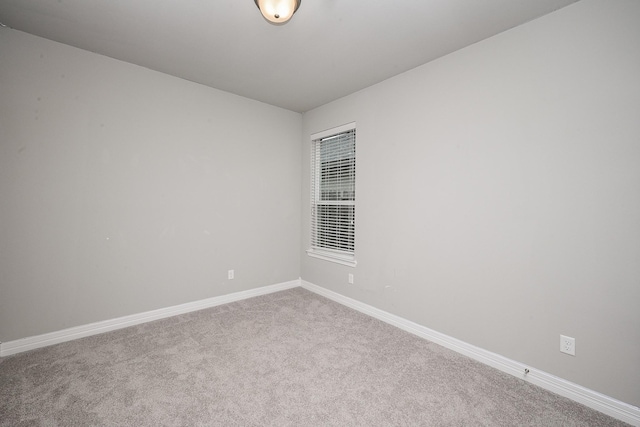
[307,123,357,267]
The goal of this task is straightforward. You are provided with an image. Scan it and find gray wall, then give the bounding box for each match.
[0,30,302,342]
[301,0,640,407]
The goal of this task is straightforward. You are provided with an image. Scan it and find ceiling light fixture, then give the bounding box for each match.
[254,0,301,25]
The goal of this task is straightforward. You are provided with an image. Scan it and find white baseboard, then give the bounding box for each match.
[0,279,300,358]
[2,279,637,425]
[300,280,640,426]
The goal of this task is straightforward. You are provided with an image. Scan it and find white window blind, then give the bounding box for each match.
[308,124,356,267]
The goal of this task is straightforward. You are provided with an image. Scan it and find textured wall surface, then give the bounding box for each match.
[0,30,302,342]
[301,0,640,406]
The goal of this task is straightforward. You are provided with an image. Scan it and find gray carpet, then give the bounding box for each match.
[0,287,629,426]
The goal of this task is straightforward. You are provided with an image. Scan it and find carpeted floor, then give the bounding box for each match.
[0,287,630,426]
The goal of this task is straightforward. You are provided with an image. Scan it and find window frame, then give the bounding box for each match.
[306,122,357,267]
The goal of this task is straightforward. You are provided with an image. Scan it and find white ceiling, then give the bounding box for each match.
[0,0,579,113]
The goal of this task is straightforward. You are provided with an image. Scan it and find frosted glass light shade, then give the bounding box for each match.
[254,0,301,24]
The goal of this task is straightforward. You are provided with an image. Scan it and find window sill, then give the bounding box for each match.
[306,248,357,267]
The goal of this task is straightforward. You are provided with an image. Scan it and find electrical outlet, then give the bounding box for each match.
[560,335,575,356]
[228,269,234,280]
[348,273,354,284]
